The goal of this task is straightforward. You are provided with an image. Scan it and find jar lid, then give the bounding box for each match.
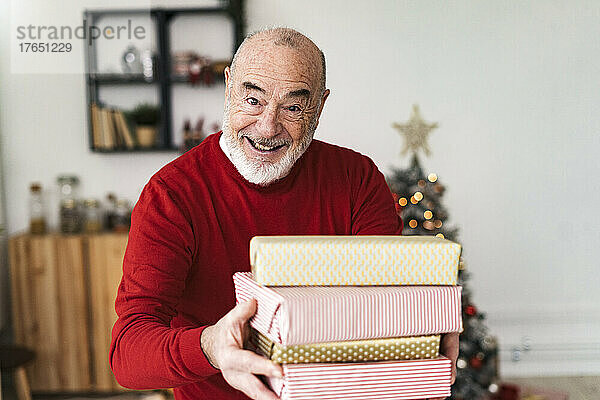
[62,198,77,208]
[116,199,131,208]
[84,199,100,207]
[57,175,79,185]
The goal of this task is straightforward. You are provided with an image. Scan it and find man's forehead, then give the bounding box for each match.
[232,41,320,90]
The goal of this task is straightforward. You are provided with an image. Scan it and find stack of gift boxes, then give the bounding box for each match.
[233,235,463,400]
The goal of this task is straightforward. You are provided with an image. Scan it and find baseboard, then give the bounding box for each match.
[484,306,600,377]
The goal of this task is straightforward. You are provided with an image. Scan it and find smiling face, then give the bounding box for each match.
[222,33,329,186]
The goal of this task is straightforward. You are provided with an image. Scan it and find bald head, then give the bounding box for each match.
[230,27,326,94]
[221,27,331,186]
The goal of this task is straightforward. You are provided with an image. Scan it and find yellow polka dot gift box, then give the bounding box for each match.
[249,235,461,286]
[252,329,441,364]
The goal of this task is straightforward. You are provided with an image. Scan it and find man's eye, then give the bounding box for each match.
[246,97,259,106]
[287,105,302,112]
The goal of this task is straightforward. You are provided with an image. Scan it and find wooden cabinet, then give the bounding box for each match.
[87,234,129,391]
[8,233,129,392]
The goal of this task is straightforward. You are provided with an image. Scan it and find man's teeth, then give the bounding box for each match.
[249,139,281,151]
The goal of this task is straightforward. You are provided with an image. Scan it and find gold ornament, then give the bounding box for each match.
[423,220,435,230]
[398,197,408,207]
[418,179,426,188]
[392,104,438,157]
[409,219,418,228]
[434,220,443,228]
[428,173,438,183]
[424,210,433,220]
[436,233,445,239]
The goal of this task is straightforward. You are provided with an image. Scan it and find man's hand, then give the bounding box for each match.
[430,331,460,400]
[201,299,283,400]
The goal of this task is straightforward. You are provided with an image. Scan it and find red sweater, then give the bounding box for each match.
[110,132,403,399]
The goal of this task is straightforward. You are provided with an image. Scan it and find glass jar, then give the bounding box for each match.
[60,198,81,234]
[104,193,117,230]
[29,183,47,234]
[57,175,81,234]
[83,199,103,233]
[113,199,132,232]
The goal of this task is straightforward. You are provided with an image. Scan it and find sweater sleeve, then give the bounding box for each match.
[350,155,404,235]
[110,176,219,389]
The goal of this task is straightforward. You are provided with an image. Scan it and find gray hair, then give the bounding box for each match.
[230,27,326,94]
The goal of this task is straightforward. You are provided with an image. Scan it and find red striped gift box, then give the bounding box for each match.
[233,272,462,345]
[266,356,452,400]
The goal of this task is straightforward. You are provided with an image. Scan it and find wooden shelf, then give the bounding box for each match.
[89,73,156,84]
[91,145,180,153]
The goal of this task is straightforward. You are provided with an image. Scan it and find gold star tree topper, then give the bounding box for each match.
[392,104,438,157]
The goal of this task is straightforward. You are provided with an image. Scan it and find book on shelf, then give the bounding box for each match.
[90,103,136,150]
[113,110,136,149]
[90,103,103,149]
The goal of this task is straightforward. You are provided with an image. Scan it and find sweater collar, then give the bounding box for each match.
[218,131,234,162]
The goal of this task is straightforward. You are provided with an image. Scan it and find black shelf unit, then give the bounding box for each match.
[84,1,245,152]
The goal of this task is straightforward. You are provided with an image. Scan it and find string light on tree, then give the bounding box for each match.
[423,220,435,230]
[387,104,498,399]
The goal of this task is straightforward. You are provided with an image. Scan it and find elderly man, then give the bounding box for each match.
[110,27,458,400]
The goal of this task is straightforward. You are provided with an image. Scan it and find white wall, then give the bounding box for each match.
[1,0,599,376]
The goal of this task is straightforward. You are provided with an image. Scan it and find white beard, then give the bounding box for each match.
[222,102,318,187]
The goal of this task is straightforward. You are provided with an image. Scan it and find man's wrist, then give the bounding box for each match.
[200,325,219,369]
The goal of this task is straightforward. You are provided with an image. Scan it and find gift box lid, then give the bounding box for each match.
[250,235,461,286]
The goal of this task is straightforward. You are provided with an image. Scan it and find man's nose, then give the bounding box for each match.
[255,104,281,138]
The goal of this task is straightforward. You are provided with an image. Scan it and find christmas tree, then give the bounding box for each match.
[387,105,499,400]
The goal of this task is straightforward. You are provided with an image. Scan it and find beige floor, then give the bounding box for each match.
[506,376,600,400]
[4,377,600,399]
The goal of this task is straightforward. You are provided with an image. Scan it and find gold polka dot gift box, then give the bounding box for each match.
[252,329,441,364]
[249,235,461,286]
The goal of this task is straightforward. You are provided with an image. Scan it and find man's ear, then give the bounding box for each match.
[224,66,231,98]
[314,89,330,129]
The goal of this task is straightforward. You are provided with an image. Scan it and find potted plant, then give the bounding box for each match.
[128,103,161,148]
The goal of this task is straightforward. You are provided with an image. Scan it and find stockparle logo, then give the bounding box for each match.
[15,19,146,46]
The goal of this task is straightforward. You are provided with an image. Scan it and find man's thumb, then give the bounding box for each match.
[230,298,258,322]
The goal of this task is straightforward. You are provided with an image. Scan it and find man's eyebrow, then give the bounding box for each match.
[286,88,311,99]
[242,81,265,93]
